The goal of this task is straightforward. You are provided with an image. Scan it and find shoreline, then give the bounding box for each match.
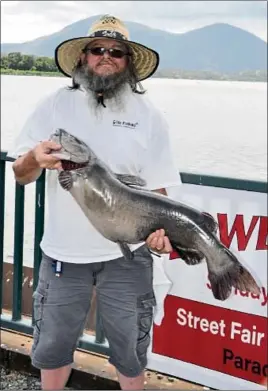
[1,69,266,82]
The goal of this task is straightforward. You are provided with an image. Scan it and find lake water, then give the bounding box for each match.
[1,75,267,267]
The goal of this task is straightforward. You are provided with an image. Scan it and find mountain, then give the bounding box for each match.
[1,16,267,73]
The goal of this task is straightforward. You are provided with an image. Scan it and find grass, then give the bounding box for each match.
[1,68,63,77]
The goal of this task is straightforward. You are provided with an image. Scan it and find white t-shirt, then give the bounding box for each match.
[8,85,182,264]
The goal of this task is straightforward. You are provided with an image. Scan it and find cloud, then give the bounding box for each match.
[3,1,267,19]
[1,0,267,43]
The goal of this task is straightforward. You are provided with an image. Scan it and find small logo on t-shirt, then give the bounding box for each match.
[113,119,138,129]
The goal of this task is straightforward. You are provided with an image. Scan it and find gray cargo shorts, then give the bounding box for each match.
[31,245,156,377]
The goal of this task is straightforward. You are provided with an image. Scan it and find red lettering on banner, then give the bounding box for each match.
[218,214,259,251]
[256,216,268,250]
[152,295,268,384]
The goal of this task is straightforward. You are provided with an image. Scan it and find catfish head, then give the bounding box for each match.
[49,128,92,170]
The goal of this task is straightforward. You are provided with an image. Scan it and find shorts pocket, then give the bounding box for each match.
[136,292,156,355]
[134,245,153,268]
[32,291,46,352]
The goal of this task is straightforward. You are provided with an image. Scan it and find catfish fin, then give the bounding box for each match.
[202,212,218,234]
[207,245,261,301]
[115,174,146,187]
[118,242,134,261]
[170,241,204,265]
[58,171,73,191]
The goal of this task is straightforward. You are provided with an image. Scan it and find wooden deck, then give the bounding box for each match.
[0,329,207,390]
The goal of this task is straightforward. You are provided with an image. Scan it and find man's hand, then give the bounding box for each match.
[146,228,173,254]
[33,140,63,170]
[13,140,63,185]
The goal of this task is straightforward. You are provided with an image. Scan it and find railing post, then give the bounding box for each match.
[0,160,6,314]
[33,170,46,295]
[12,182,25,321]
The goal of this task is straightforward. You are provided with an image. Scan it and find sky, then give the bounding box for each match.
[1,0,267,43]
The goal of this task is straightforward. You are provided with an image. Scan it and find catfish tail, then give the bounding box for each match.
[207,245,261,301]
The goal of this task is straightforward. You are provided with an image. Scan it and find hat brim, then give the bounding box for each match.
[54,36,159,81]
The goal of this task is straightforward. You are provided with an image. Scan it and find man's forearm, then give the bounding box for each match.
[12,150,43,185]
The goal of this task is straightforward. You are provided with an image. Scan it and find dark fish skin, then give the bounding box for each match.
[50,129,261,302]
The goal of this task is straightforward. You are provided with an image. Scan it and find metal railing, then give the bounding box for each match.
[0,151,108,355]
[0,150,267,357]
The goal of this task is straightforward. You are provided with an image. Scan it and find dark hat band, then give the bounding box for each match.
[88,30,127,41]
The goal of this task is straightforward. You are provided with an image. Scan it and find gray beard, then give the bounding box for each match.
[72,63,132,110]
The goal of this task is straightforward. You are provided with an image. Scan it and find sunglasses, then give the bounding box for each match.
[85,46,130,59]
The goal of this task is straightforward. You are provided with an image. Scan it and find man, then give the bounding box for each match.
[9,15,181,390]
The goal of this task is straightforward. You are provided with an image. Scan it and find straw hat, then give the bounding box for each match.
[55,15,160,82]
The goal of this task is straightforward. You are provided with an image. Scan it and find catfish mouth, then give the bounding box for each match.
[61,159,88,171]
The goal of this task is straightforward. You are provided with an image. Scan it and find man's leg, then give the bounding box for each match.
[96,245,156,390]
[31,253,94,390]
[117,370,145,390]
[41,365,72,390]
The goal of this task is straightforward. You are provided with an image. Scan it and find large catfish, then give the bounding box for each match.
[49,128,261,301]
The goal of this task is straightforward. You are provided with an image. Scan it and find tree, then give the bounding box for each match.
[18,55,35,70]
[7,52,22,68]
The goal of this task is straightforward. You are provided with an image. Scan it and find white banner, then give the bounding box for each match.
[148,183,267,390]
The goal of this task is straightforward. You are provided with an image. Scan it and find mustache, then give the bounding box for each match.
[96,59,118,69]
[98,59,114,65]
